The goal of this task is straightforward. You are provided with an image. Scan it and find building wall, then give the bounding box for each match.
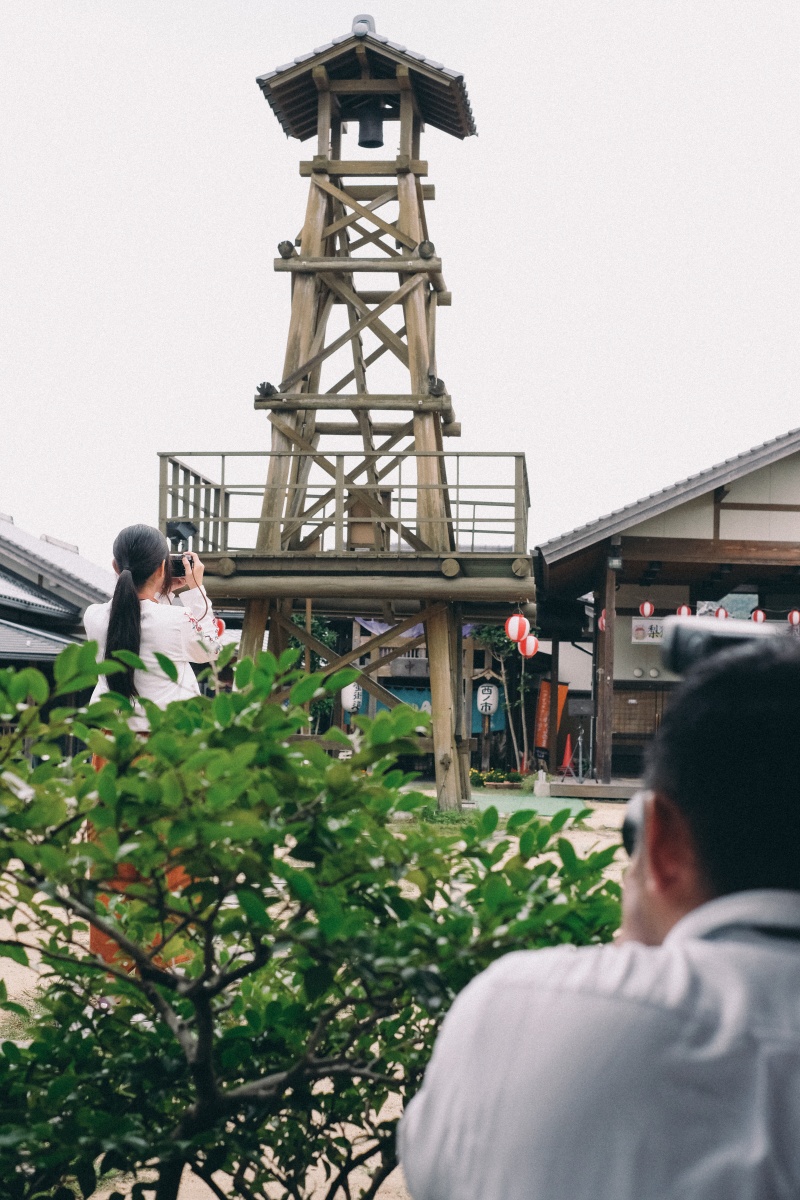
[626,495,714,539]
[626,452,800,542]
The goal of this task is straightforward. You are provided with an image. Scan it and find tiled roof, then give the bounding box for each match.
[0,521,114,603]
[538,427,800,564]
[0,618,75,661]
[257,16,476,142]
[0,566,76,616]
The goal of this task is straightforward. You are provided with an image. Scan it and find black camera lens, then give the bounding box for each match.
[621,791,647,858]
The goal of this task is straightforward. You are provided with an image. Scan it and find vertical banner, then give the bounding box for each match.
[534,681,569,755]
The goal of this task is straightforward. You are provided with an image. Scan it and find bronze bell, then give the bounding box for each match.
[357,97,384,149]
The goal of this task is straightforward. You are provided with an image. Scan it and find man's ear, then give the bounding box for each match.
[644,792,709,911]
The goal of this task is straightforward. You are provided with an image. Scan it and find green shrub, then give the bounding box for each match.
[469,768,485,788]
[0,643,620,1200]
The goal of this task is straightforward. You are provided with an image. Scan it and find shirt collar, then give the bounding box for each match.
[664,889,800,945]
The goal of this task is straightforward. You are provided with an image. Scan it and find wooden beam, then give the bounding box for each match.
[313,421,460,436]
[327,325,405,393]
[274,257,441,273]
[300,159,428,177]
[331,289,451,306]
[620,536,800,566]
[270,614,402,711]
[205,576,538,602]
[328,79,402,93]
[254,394,453,412]
[548,639,560,771]
[346,185,435,200]
[595,565,616,785]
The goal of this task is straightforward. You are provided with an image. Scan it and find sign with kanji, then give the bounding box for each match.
[631,617,665,644]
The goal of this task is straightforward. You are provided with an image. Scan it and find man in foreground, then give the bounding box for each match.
[400,637,800,1199]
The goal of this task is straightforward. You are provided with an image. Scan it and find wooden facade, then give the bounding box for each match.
[537,431,800,782]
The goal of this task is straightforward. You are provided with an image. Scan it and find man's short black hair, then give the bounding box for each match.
[644,635,800,896]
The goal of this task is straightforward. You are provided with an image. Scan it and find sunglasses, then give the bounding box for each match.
[621,790,648,857]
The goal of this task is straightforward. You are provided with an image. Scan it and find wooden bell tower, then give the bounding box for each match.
[160,15,536,808]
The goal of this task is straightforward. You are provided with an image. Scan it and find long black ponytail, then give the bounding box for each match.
[105,524,172,699]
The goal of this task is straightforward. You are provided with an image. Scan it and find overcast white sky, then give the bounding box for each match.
[2,1,799,568]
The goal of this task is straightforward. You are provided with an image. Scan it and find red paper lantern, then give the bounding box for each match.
[505,613,530,642]
[676,604,692,617]
[715,607,729,619]
[751,609,766,624]
[788,610,800,627]
[214,617,226,638]
[598,609,607,632]
[518,634,540,658]
[639,601,655,618]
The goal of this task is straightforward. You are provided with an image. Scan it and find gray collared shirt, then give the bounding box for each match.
[399,890,800,1200]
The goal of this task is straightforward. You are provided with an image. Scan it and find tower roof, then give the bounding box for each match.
[256,15,476,142]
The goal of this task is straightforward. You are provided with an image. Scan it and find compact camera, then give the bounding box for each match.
[170,553,195,578]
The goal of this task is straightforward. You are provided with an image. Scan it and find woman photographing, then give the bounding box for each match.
[84,523,221,724]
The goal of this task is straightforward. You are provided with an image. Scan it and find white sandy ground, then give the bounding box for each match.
[0,802,625,1198]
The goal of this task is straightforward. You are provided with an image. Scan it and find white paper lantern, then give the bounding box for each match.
[639,601,655,618]
[476,683,499,716]
[788,610,800,627]
[504,614,530,642]
[518,634,540,658]
[676,604,692,617]
[751,609,766,623]
[340,681,363,713]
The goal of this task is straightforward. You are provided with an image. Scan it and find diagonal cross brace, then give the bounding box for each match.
[270,608,444,708]
[314,176,417,251]
[279,274,419,392]
[269,415,432,552]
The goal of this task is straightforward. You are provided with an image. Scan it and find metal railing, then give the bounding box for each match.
[158,451,529,556]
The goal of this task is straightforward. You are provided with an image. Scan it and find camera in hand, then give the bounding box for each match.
[170,553,194,578]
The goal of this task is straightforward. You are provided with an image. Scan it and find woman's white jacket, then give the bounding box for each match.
[84,588,222,729]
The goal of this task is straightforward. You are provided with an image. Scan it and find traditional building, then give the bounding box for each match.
[0,514,114,668]
[536,428,800,781]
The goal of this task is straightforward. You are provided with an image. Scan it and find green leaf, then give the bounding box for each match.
[236,889,272,928]
[278,646,302,671]
[290,674,325,706]
[324,668,360,693]
[304,963,333,1001]
[322,726,352,747]
[154,652,178,683]
[112,649,146,671]
[0,944,29,967]
[217,642,237,670]
[558,837,579,874]
[234,657,253,688]
[76,1158,97,1198]
[519,828,537,860]
[54,642,82,684]
[480,806,499,836]
[1,1040,22,1062]
[213,692,234,727]
[507,809,537,832]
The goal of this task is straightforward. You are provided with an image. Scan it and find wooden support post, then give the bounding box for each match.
[304,598,312,674]
[481,714,491,772]
[241,131,332,659]
[595,560,616,784]
[548,639,560,772]
[426,603,460,810]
